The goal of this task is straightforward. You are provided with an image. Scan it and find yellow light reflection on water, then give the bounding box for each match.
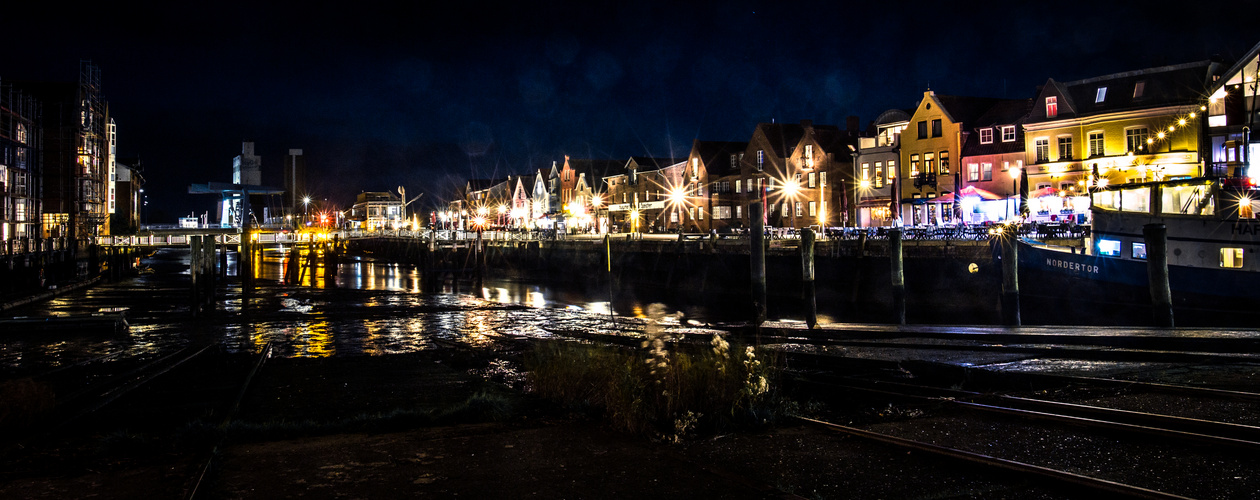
[292,320,334,358]
[584,301,612,316]
[527,291,546,308]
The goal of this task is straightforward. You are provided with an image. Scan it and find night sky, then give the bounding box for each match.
[4,1,1256,221]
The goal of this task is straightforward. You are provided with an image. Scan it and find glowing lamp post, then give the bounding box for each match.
[668,187,686,231]
[784,179,801,229]
[1008,167,1021,221]
[303,196,311,226]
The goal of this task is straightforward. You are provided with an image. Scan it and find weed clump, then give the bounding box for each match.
[526,304,779,440]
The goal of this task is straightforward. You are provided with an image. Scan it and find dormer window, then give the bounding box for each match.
[804,144,814,169]
[1046,96,1058,118]
[1133,81,1145,98]
[1095,87,1107,103]
[1001,126,1016,142]
[980,128,993,144]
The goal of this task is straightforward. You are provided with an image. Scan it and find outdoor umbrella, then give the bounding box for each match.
[952,171,962,221]
[1019,165,1030,218]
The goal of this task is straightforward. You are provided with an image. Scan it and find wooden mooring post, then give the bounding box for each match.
[750,200,767,328]
[889,227,906,325]
[1144,223,1174,327]
[801,227,817,329]
[1000,233,1021,326]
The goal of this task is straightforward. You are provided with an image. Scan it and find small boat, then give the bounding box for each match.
[1,310,130,336]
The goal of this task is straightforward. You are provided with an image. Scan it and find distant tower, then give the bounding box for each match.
[283,149,306,218]
[223,141,263,227]
[233,141,262,186]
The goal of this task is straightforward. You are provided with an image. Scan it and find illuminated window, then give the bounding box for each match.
[735,205,741,219]
[1126,128,1150,153]
[924,153,935,174]
[980,128,993,144]
[1035,138,1050,163]
[1089,132,1104,157]
[910,154,920,176]
[1222,248,1244,268]
[874,162,884,188]
[931,119,942,138]
[735,179,742,193]
[888,161,896,180]
[1098,239,1121,257]
[862,163,870,180]
[1046,96,1058,118]
[1001,126,1016,142]
[795,201,803,217]
[808,172,817,188]
[1058,136,1073,160]
[968,163,980,181]
[808,201,816,217]
[1095,87,1107,103]
[804,144,814,168]
[757,150,764,171]
[939,151,949,174]
[1132,242,1147,260]
[981,163,993,181]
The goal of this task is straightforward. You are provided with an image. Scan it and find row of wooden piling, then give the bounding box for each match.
[751,199,1175,329]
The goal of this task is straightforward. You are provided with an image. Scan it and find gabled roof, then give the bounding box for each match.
[626,156,684,170]
[962,98,1033,157]
[1030,61,1214,122]
[752,122,840,158]
[932,95,1009,125]
[567,158,624,183]
[466,178,503,192]
[691,140,748,176]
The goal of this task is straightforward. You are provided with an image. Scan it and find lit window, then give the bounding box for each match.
[1098,239,1121,257]
[757,150,764,171]
[924,153,935,174]
[808,172,817,188]
[1058,137,1073,160]
[1095,87,1107,103]
[968,163,980,182]
[1035,138,1050,163]
[874,163,884,188]
[1002,126,1016,142]
[808,201,817,217]
[1132,242,1147,260]
[939,151,950,174]
[981,163,993,181]
[862,163,870,180]
[1222,248,1244,268]
[910,154,920,176]
[1126,128,1150,153]
[980,128,993,144]
[888,161,896,180]
[1046,96,1058,118]
[1089,132,1104,157]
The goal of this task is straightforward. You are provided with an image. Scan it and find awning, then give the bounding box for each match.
[958,185,1004,200]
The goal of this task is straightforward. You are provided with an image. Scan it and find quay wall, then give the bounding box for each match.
[347,237,1005,324]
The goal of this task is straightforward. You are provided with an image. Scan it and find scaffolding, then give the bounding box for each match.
[1,76,42,253]
[75,61,108,239]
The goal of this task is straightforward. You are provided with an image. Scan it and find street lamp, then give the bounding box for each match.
[783,178,801,229]
[1008,167,1021,221]
[303,196,311,226]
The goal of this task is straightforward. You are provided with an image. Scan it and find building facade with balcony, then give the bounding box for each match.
[685,140,746,232]
[854,109,908,227]
[1023,61,1218,210]
[347,191,403,231]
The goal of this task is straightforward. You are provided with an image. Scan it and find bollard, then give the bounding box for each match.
[801,228,817,329]
[1000,233,1021,326]
[889,227,906,325]
[1144,223,1174,327]
[750,200,767,327]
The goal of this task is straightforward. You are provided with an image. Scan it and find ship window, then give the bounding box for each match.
[1132,242,1147,260]
[1098,239,1121,257]
[1161,184,1215,216]
[1221,248,1244,268]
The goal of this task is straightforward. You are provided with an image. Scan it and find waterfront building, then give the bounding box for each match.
[957,99,1032,223]
[18,62,109,246]
[0,78,40,255]
[1023,60,1218,218]
[559,157,622,233]
[109,160,143,234]
[347,191,403,231]
[899,91,1025,226]
[854,109,909,227]
[1204,41,1259,195]
[685,140,747,232]
[737,120,849,230]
